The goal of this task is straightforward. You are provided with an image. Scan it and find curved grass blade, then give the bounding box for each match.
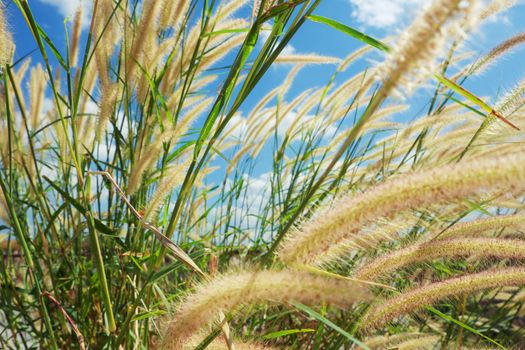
[307,15,390,52]
[433,74,520,130]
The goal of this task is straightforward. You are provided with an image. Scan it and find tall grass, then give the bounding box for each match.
[1,0,525,349]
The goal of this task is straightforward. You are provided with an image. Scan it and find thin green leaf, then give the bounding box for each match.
[202,28,250,37]
[262,328,315,340]
[36,23,68,69]
[131,309,167,322]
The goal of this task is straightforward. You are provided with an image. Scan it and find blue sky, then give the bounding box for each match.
[7,0,525,102]
[4,0,525,229]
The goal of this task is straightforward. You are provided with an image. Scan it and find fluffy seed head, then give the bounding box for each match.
[274,54,342,65]
[69,5,83,67]
[481,0,516,20]
[354,238,525,281]
[392,335,440,350]
[469,32,525,76]
[144,158,191,221]
[278,152,525,266]
[0,2,13,66]
[0,189,9,223]
[377,0,478,94]
[159,0,189,30]
[160,269,370,349]
[95,81,118,141]
[431,215,525,240]
[362,267,525,331]
[28,64,47,131]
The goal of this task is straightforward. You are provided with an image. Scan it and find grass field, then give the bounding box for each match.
[1,0,525,349]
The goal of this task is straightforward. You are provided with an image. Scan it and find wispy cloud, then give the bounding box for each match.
[348,0,431,28]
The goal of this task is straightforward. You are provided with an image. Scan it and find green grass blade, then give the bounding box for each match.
[426,306,506,349]
[307,15,390,52]
[292,302,370,350]
[433,74,519,130]
[44,177,116,235]
[36,23,67,69]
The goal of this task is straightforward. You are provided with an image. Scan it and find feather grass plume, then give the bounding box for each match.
[468,32,525,76]
[354,238,525,281]
[376,0,480,95]
[481,0,517,20]
[126,1,162,85]
[159,0,189,30]
[431,215,525,240]
[274,54,342,65]
[28,64,47,131]
[69,5,83,67]
[362,267,525,331]
[0,1,13,66]
[391,335,440,350]
[144,158,191,221]
[160,269,370,349]
[278,152,525,266]
[95,81,118,141]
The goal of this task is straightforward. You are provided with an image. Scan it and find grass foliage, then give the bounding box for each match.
[1,0,525,349]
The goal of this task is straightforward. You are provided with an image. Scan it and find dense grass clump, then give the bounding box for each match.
[1,0,525,349]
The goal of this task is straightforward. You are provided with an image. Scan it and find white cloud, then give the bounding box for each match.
[38,0,92,28]
[227,113,249,140]
[348,0,431,28]
[259,30,296,54]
